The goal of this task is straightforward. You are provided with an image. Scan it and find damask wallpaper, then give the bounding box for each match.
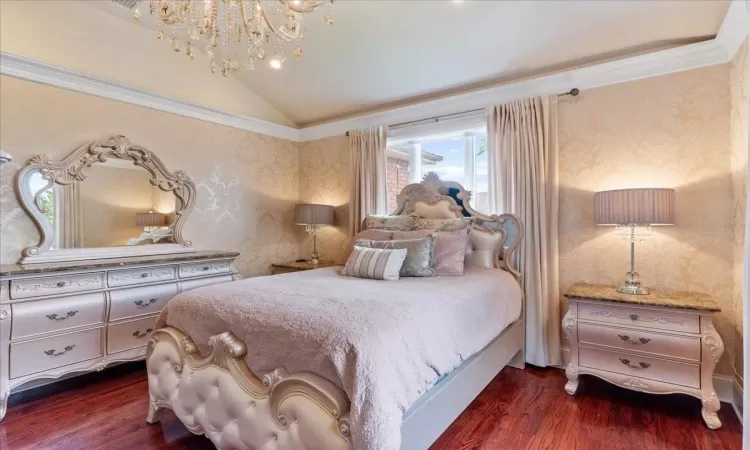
[730,39,748,384]
[0,76,300,277]
[298,135,351,264]
[558,64,737,375]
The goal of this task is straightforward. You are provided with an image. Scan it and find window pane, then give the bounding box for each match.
[420,137,467,187]
[473,132,489,213]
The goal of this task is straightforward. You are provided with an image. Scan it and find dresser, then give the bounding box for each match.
[562,283,724,429]
[0,250,240,421]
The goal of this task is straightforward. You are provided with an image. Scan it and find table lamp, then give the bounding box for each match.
[295,203,334,265]
[594,188,675,295]
[136,211,166,232]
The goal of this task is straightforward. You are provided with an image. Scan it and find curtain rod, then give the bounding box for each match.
[345,88,580,136]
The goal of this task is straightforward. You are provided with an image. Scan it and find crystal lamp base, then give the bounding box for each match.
[617,271,650,295]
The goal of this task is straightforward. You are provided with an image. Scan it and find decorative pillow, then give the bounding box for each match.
[344,229,394,261]
[363,215,416,231]
[342,246,407,281]
[392,229,470,276]
[357,235,436,277]
[412,217,473,232]
[464,228,504,269]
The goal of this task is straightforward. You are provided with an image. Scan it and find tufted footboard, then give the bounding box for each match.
[146,327,352,450]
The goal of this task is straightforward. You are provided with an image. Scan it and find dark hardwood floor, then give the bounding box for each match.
[0,363,742,450]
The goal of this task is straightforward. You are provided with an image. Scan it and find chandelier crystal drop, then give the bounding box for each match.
[134,0,334,75]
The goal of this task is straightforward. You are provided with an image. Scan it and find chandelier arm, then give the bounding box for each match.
[278,0,328,14]
[157,0,190,25]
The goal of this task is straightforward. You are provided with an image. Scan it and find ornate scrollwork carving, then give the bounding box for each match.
[701,321,724,363]
[16,135,196,257]
[562,308,576,341]
[623,378,649,391]
[701,392,722,429]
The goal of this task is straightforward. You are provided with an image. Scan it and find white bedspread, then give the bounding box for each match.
[159,267,522,450]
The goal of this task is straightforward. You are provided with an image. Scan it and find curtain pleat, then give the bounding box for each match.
[487,96,561,367]
[348,126,388,237]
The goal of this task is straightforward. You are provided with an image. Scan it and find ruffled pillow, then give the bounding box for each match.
[357,235,436,277]
[392,229,470,276]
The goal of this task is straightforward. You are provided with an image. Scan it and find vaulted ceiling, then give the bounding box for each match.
[4,1,732,128]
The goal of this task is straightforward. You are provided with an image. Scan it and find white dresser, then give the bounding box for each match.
[0,250,241,421]
[562,283,724,429]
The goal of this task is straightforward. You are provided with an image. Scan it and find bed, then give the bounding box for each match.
[145,174,525,450]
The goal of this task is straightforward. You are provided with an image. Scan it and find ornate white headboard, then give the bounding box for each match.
[390,173,523,282]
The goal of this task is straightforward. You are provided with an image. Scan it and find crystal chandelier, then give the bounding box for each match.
[133,0,334,74]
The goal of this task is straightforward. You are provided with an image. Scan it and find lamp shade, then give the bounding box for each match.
[136,211,167,227]
[295,203,334,226]
[594,188,675,225]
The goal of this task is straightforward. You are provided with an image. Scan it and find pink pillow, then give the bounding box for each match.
[392,229,469,276]
[343,229,394,262]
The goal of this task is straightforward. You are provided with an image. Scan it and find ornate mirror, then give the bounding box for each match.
[16,135,196,264]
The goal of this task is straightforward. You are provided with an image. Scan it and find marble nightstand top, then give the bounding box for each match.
[563,283,720,312]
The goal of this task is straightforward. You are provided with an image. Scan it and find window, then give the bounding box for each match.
[386,113,488,213]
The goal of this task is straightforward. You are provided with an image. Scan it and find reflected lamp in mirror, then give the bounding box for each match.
[136,211,166,232]
[295,203,334,265]
[0,150,12,164]
[594,188,675,295]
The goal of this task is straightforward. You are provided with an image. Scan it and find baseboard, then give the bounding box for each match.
[732,374,743,423]
[559,346,741,419]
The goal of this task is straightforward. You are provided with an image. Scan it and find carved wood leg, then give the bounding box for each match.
[564,363,579,395]
[562,305,579,395]
[700,317,724,429]
[146,397,164,424]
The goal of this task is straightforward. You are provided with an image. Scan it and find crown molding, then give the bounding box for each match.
[0,52,302,142]
[1,2,747,143]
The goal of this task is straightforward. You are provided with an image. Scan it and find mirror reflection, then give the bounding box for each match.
[28,159,177,249]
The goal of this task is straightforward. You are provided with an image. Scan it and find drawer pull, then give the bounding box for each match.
[629,314,638,321]
[47,310,79,321]
[203,266,210,271]
[134,298,158,307]
[140,273,149,278]
[44,345,75,357]
[619,358,651,369]
[618,334,651,345]
[56,281,66,288]
[132,328,153,339]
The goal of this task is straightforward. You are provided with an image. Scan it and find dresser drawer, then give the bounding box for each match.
[179,260,231,279]
[107,315,157,354]
[579,345,700,389]
[578,322,700,362]
[109,283,178,321]
[577,302,699,334]
[9,328,103,379]
[10,272,105,300]
[108,266,176,288]
[180,275,233,292]
[11,293,106,340]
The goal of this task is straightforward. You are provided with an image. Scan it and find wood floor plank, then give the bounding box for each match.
[0,363,742,449]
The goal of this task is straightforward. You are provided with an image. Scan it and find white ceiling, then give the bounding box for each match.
[92,1,729,127]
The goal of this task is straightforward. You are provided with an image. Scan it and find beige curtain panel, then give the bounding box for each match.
[348,126,388,237]
[54,176,84,249]
[487,96,561,367]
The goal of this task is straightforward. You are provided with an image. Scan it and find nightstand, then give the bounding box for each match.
[270,260,336,275]
[562,283,724,429]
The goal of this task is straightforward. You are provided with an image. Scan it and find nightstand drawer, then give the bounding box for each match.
[578,302,699,334]
[578,322,700,362]
[579,345,700,389]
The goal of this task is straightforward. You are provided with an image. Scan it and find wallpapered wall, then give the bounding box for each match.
[0,76,300,278]
[558,64,737,375]
[730,39,748,383]
[298,135,351,264]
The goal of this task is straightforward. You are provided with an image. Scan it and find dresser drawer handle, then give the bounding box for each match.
[619,358,650,369]
[629,314,639,321]
[618,335,651,345]
[47,310,79,321]
[132,328,153,339]
[140,273,149,278]
[44,345,75,357]
[203,266,210,271]
[134,298,158,307]
[56,281,66,288]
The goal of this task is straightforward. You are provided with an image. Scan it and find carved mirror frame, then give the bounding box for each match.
[16,135,196,264]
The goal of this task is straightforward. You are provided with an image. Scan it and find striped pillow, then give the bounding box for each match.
[342,246,407,281]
